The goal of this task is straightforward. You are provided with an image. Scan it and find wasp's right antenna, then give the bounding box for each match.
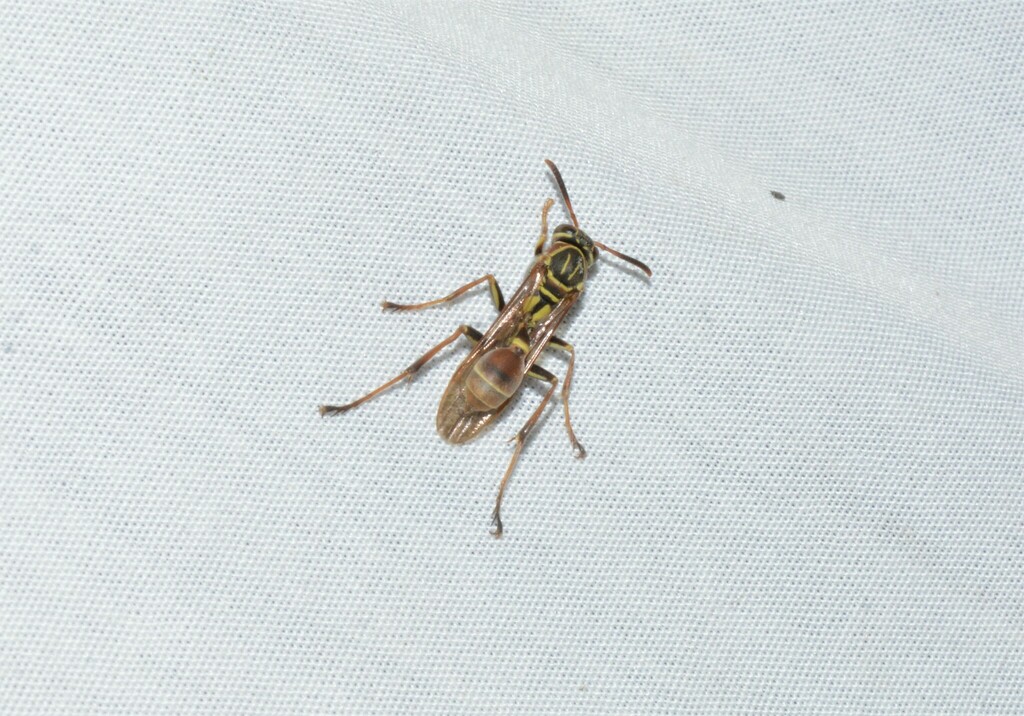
[593,241,652,277]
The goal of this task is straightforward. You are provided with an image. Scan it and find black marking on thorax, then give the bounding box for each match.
[524,245,585,326]
[547,245,586,292]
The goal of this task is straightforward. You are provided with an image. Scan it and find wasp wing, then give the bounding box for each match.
[436,265,581,444]
[435,264,544,443]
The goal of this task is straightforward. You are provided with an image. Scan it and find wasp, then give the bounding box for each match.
[320,160,651,537]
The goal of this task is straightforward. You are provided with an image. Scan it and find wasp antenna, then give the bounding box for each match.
[544,159,579,229]
[593,241,653,277]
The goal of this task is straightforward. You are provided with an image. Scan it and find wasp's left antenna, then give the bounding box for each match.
[544,159,579,230]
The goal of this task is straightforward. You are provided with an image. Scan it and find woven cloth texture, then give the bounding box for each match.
[2,2,1023,713]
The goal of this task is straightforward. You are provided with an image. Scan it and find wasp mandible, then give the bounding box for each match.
[320,160,651,537]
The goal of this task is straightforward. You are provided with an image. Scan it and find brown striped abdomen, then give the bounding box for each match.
[465,348,525,412]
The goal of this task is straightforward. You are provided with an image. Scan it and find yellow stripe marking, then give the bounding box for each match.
[547,273,573,292]
[539,285,561,302]
[531,303,553,322]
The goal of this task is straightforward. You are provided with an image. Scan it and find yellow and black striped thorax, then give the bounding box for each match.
[523,243,588,327]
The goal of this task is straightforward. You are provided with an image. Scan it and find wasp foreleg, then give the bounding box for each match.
[319,325,480,416]
[534,198,555,256]
[382,275,505,313]
[491,374,558,538]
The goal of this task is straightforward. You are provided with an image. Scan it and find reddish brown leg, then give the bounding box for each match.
[542,336,586,459]
[534,198,555,256]
[382,275,504,313]
[491,374,558,538]
[319,325,478,416]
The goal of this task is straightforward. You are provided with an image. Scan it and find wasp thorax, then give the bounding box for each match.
[552,224,597,267]
[465,347,525,412]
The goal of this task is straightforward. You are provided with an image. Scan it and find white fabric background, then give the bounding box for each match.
[2,1,1023,713]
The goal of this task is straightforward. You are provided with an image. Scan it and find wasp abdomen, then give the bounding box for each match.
[465,347,525,412]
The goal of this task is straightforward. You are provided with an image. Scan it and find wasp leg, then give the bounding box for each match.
[547,337,583,456]
[382,275,505,313]
[528,348,585,458]
[491,374,558,538]
[319,325,480,416]
[535,198,555,256]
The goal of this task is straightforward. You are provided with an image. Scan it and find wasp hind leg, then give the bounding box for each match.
[319,325,481,416]
[539,336,586,459]
[382,275,505,313]
[491,373,558,538]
